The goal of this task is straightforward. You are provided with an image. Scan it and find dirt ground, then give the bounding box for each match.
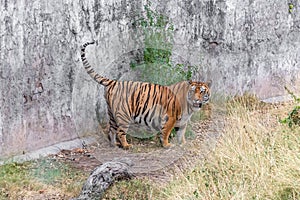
[51,104,224,183]
[1,104,223,200]
[10,99,294,199]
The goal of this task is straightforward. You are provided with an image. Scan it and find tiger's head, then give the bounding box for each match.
[187,80,212,111]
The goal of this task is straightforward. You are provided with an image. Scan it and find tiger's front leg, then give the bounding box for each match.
[161,116,176,148]
[175,124,187,145]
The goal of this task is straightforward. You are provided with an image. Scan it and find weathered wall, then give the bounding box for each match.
[156,0,300,99]
[0,0,143,158]
[0,0,299,158]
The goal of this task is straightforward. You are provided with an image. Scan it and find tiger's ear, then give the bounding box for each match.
[206,80,212,87]
[188,80,193,85]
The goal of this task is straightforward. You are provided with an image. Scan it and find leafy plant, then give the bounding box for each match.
[280,86,300,127]
[131,0,197,86]
[289,3,294,13]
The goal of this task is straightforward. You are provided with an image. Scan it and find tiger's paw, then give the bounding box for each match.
[163,143,173,149]
[178,139,186,146]
[110,141,121,148]
[122,144,132,150]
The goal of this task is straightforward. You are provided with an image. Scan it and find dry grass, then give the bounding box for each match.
[158,96,300,200]
[1,95,299,200]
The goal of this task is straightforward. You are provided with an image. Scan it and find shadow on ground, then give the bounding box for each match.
[51,103,225,182]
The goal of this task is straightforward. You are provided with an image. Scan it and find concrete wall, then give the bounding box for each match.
[0,0,143,158]
[0,0,299,158]
[156,0,300,99]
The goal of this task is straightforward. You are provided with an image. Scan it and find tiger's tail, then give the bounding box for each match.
[80,41,113,86]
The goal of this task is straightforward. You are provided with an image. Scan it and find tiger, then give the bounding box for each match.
[80,41,211,149]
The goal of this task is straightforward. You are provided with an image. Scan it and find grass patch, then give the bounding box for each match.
[0,162,35,199]
[104,95,299,200]
[103,179,157,200]
[156,96,300,200]
[0,158,87,199]
[280,86,300,127]
[1,95,299,199]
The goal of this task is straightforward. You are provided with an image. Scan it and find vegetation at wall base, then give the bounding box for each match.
[131,0,197,86]
[280,86,300,127]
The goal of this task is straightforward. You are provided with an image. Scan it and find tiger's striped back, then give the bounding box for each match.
[106,81,182,130]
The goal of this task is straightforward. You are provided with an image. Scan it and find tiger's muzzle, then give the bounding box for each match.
[193,100,203,108]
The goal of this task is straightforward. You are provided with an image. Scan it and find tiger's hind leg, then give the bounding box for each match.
[108,120,132,149]
[116,124,132,149]
[107,118,118,147]
[106,107,122,147]
[160,115,176,148]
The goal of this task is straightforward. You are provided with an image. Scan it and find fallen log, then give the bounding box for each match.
[74,158,133,200]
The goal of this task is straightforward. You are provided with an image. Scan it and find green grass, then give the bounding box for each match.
[0,158,87,199]
[280,86,300,128]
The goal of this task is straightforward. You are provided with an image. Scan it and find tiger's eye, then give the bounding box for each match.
[200,86,206,92]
